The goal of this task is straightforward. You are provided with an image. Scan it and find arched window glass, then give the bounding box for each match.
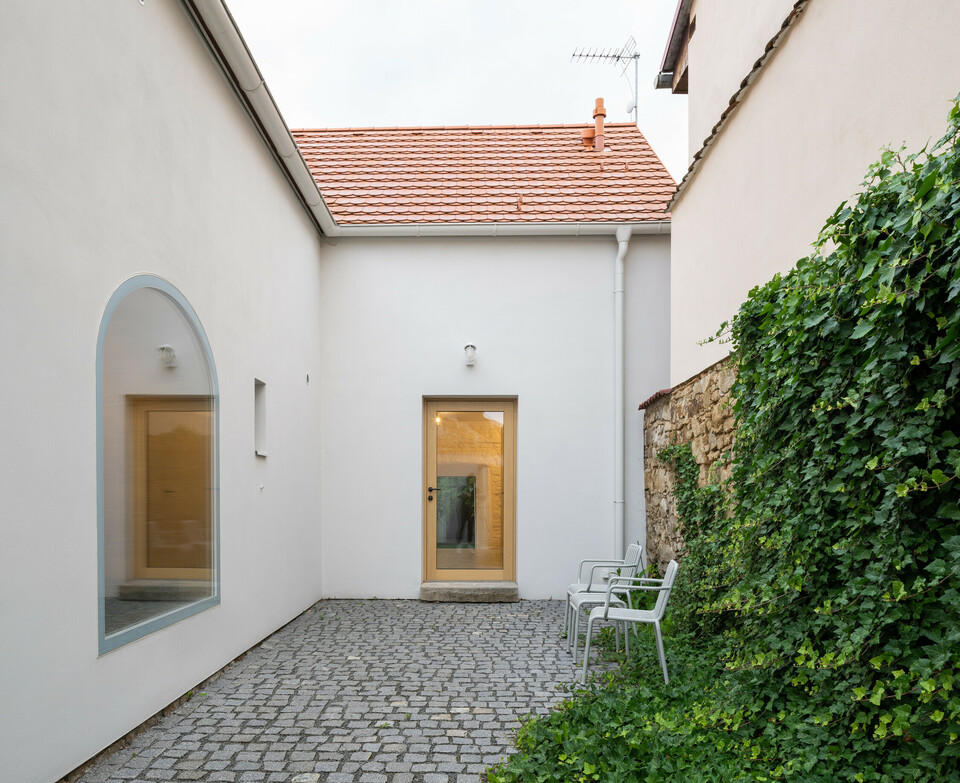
[97,276,219,653]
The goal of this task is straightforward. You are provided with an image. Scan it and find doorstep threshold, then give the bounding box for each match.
[419,581,519,603]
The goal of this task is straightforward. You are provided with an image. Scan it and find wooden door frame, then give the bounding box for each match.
[128,395,215,580]
[423,398,517,582]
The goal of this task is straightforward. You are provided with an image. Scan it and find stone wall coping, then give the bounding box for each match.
[672,356,733,393]
[638,388,673,410]
[639,357,733,411]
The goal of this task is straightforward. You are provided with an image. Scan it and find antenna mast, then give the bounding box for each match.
[571,36,640,125]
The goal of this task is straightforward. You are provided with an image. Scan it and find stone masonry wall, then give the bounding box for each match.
[642,357,736,571]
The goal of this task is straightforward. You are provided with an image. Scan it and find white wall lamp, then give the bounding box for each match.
[158,344,177,368]
[464,344,477,366]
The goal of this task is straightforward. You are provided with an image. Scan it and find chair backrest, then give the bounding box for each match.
[622,542,644,578]
[651,559,679,621]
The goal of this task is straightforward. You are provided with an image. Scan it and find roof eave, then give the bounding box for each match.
[322,220,671,239]
[657,0,694,81]
[181,0,338,237]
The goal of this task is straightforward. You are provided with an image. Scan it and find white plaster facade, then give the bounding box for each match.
[666,0,960,385]
[0,2,334,779]
[316,235,670,599]
[0,2,670,779]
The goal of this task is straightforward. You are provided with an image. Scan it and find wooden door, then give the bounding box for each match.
[424,399,516,582]
[130,396,214,580]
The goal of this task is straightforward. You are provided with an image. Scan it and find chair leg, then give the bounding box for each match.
[580,614,596,683]
[654,621,669,685]
[626,595,641,642]
[569,605,576,655]
[624,621,630,657]
[619,593,636,643]
[569,605,577,654]
[571,607,581,663]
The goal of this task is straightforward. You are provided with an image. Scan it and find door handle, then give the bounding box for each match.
[427,486,441,501]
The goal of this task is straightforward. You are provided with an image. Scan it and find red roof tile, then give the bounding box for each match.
[292,124,674,226]
[638,388,673,410]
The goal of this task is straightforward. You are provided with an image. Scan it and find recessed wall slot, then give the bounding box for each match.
[254,379,267,457]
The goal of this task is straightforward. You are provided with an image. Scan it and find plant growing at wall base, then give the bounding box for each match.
[489,98,960,782]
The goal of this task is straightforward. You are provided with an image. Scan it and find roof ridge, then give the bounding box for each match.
[291,122,640,133]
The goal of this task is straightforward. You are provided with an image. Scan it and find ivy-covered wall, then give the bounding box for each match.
[492,97,960,783]
[642,357,735,570]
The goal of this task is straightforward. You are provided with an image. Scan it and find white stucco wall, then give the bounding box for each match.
[686,0,797,159]
[670,0,960,385]
[0,3,324,781]
[316,234,670,600]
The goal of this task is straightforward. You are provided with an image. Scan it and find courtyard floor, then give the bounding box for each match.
[77,599,578,783]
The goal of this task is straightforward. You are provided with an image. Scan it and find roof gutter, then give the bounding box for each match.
[182,1,671,241]
[324,221,670,239]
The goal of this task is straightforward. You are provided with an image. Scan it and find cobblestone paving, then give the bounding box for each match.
[78,599,575,783]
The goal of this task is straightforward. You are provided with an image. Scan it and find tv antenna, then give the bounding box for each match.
[571,36,640,125]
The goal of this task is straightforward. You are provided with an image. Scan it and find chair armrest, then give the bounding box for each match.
[602,577,670,615]
[614,583,670,592]
[576,557,625,582]
[587,562,636,587]
[607,577,670,598]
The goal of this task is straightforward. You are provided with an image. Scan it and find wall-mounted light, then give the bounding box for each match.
[464,344,477,366]
[158,344,177,368]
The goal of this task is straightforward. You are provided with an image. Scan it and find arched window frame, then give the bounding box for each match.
[96,275,220,654]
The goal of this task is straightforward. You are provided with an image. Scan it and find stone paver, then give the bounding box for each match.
[78,600,576,782]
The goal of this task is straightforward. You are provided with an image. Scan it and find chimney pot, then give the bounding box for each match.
[593,97,605,152]
[581,127,595,149]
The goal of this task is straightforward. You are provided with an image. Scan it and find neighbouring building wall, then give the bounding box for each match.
[0,3,324,781]
[316,234,670,599]
[624,236,672,553]
[686,0,797,160]
[670,0,960,385]
[642,358,735,571]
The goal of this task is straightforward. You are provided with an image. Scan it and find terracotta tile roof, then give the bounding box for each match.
[292,124,674,225]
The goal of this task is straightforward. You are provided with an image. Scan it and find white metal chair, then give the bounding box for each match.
[568,587,628,664]
[563,542,644,646]
[580,559,679,684]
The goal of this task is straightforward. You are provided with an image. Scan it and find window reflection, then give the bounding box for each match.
[435,411,504,570]
[101,284,217,640]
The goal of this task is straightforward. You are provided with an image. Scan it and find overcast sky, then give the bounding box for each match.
[225,0,689,179]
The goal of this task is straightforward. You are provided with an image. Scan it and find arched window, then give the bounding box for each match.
[97,276,219,653]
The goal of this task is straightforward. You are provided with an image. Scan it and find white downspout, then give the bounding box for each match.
[614,225,631,557]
